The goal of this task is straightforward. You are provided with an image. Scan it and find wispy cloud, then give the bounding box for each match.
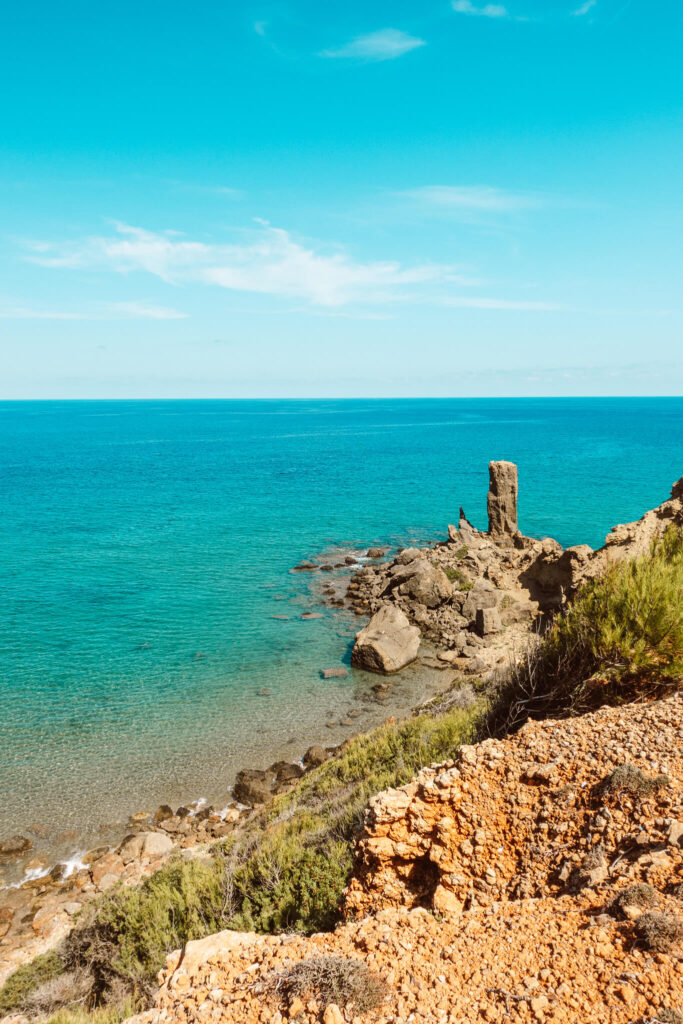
[0,301,188,320]
[452,1,509,18]
[572,0,597,14]
[22,221,449,307]
[254,20,267,36]
[320,28,425,62]
[401,185,546,212]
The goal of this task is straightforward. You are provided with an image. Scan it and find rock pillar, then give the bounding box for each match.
[487,460,518,535]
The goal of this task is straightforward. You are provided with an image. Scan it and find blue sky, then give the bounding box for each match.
[1,0,681,397]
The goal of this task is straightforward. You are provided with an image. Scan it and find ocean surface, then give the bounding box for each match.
[2,398,682,874]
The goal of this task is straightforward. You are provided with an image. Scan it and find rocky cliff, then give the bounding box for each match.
[128,694,682,1024]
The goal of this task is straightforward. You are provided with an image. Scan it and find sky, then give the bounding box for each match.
[1,0,682,398]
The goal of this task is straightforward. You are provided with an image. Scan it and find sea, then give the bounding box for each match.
[1,398,682,877]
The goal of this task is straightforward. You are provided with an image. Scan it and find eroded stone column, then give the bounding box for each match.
[487,460,518,535]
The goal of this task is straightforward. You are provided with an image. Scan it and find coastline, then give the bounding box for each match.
[3,464,682,990]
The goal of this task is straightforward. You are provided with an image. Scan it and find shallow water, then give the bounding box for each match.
[1,398,682,873]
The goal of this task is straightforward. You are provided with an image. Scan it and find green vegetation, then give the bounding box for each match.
[57,704,477,1001]
[0,951,64,1015]
[443,566,472,590]
[486,527,683,732]
[44,1004,134,1024]
[268,955,388,1013]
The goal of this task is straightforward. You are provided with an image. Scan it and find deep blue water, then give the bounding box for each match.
[1,398,682,866]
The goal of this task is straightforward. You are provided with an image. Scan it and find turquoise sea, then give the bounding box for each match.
[1,398,682,872]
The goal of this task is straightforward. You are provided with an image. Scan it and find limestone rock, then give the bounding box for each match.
[351,604,420,674]
[233,770,273,806]
[118,831,174,863]
[487,460,518,535]
[475,606,501,636]
[402,562,453,608]
[462,578,499,623]
[303,745,328,768]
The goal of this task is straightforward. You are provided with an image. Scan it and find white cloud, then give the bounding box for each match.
[320,28,425,62]
[402,185,545,212]
[452,1,509,18]
[23,221,449,307]
[572,0,597,14]
[254,20,267,36]
[0,300,188,320]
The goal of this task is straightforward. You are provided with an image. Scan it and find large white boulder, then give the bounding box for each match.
[351,604,420,674]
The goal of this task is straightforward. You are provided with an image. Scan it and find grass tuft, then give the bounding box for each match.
[269,955,388,1014]
[602,764,669,802]
[635,911,683,952]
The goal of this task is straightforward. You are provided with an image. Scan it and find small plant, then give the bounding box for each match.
[602,764,669,802]
[635,911,683,952]
[656,1011,683,1024]
[614,882,659,912]
[24,971,93,1015]
[443,566,472,590]
[0,951,65,1015]
[269,955,388,1013]
[454,546,468,560]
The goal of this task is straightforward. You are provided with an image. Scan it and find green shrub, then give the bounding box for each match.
[443,566,472,590]
[0,951,64,1014]
[485,527,683,732]
[64,704,477,1000]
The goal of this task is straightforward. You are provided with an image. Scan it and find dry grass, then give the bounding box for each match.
[268,955,388,1014]
[635,911,683,952]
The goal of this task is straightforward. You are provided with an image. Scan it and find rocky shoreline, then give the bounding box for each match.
[3,461,682,990]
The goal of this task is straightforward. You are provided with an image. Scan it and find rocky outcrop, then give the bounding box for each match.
[523,474,683,604]
[344,693,682,920]
[351,604,420,674]
[487,460,518,536]
[131,694,683,1024]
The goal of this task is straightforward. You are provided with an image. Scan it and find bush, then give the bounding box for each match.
[485,527,683,733]
[64,704,477,1000]
[269,955,388,1014]
[0,951,64,1015]
[613,883,659,913]
[635,911,683,952]
[23,971,92,1015]
[602,764,669,802]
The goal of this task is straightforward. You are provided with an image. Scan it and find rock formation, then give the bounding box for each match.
[128,693,683,1024]
[487,459,518,536]
[344,693,682,922]
[351,604,420,674]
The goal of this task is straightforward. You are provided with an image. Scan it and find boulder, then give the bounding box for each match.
[366,547,387,559]
[394,547,423,565]
[402,563,453,608]
[487,460,518,535]
[118,831,174,863]
[462,579,500,623]
[303,745,328,768]
[0,835,33,858]
[351,604,421,674]
[233,769,273,806]
[153,804,174,824]
[475,606,501,636]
